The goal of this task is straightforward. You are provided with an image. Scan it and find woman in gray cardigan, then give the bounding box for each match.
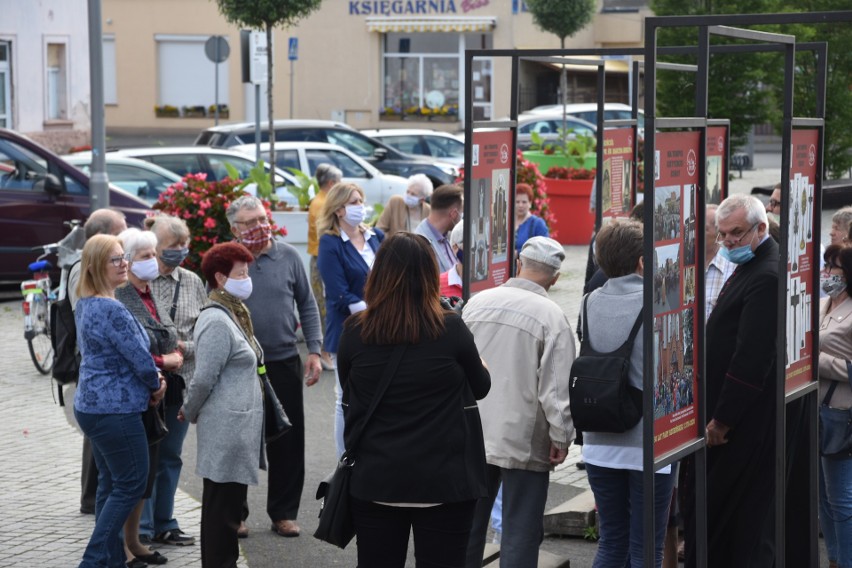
[179,242,265,568]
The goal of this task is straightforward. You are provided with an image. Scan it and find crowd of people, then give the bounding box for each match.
[67,169,849,568]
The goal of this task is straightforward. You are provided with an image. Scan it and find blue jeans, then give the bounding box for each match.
[585,463,676,568]
[820,456,852,567]
[140,404,190,538]
[75,409,149,568]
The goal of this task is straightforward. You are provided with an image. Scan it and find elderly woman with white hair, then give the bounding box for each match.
[376,173,433,237]
[440,219,464,298]
[116,227,184,567]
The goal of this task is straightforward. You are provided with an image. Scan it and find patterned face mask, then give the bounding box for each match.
[239,223,271,254]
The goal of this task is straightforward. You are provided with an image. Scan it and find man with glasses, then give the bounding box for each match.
[682,194,778,567]
[225,195,323,538]
[765,183,782,217]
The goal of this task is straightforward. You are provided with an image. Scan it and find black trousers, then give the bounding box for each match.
[263,356,305,522]
[352,498,476,568]
[202,478,247,568]
[81,434,99,512]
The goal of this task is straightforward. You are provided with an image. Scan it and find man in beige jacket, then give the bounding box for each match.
[463,236,575,568]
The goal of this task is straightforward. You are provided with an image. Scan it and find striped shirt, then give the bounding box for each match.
[706,251,736,320]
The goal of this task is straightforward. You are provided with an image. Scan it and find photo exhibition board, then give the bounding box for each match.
[601,126,638,219]
[468,129,514,296]
[705,125,728,206]
[785,128,819,392]
[651,131,702,459]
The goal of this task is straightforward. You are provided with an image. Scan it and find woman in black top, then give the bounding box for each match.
[338,232,491,568]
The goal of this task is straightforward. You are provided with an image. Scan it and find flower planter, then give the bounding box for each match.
[543,178,595,245]
[522,151,596,174]
[380,114,404,121]
[155,108,179,118]
[429,115,458,123]
[183,110,206,118]
[272,210,311,275]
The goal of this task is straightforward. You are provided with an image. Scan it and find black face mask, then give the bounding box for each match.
[160,247,189,267]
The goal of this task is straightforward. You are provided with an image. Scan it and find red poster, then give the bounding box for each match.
[705,125,728,205]
[651,131,701,459]
[785,129,819,392]
[468,130,514,296]
[602,126,637,218]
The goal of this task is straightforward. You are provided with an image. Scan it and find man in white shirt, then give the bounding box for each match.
[705,204,736,320]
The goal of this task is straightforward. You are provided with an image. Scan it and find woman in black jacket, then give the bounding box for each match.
[338,232,490,568]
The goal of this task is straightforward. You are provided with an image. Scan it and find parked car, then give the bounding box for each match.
[515,114,597,151]
[232,141,409,208]
[0,128,150,284]
[523,102,645,138]
[360,128,465,167]
[195,119,459,188]
[62,154,181,205]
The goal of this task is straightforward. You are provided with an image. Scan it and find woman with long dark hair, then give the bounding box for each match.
[337,232,491,568]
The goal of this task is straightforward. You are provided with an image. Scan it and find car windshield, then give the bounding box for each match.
[0,138,50,191]
[325,130,378,158]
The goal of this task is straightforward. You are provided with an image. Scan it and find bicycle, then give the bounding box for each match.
[20,220,85,374]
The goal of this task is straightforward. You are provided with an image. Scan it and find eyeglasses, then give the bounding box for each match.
[768,198,780,209]
[715,223,758,246]
[108,253,132,267]
[233,215,270,229]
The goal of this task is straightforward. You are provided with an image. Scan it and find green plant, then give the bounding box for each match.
[152,172,285,279]
[529,128,597,158]
[583,524,599,542]
[224,161,276,202]
[284,167,318,210]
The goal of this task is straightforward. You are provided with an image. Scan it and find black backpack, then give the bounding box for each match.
[568,296,644,433]
[50,262,81,405]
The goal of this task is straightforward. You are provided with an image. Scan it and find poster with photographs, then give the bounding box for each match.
[705,125,728,206]
[601,127,637,219]
[651,131,702,459]
[785,129,819,392]
[490,169,510,264]
[467,129,515,298]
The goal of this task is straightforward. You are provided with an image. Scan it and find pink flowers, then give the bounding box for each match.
[203,217,217,229]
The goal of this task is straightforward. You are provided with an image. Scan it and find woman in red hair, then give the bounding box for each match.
[514,183,549,254]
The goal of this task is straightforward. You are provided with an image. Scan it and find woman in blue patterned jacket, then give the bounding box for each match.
[74,234,166,568]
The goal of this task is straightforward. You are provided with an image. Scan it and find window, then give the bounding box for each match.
[0,138,49,191]
[208,155,253,181]
[103,36,117,105]
[156,35,229,112]
[0,41,10,128]
[105,164,173,203]
[382,32,492,121]
[324,130,378,158]
[146,154,204,178]
[262,150,299,172]
[46,42,68,120]
[423,136,464,160]
[305,150,368,179]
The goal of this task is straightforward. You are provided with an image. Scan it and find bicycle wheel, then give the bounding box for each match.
[26,295,54,374]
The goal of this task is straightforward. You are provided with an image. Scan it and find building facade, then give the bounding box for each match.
[0,0,92,151]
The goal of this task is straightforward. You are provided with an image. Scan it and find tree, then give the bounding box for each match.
[214,0,322,181]
[525,0,596,145]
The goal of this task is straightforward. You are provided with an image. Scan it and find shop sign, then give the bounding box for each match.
[349,0,491,15]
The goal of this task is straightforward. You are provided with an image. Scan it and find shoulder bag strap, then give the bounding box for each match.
[202,302,266,367]
[624,308,644,346]
[345,343,407,457]
[169,272,182,322]
[580,295,590,348]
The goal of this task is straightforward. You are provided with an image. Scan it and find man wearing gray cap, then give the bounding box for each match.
[463,236,576,568]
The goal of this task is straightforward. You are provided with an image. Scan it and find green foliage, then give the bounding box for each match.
[213,0,322,29]
[284,167,318,210]
[224,161,276,202]
[529,128,597,158]
[525,0,595,45]
[583,524,599,542]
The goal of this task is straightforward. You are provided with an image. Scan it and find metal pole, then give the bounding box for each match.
[254,83,261,166]
[214,39,220,126]
[87,0,109,210]
[290,59,294,118]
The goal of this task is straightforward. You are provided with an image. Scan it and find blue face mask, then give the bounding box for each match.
[455,249,464,264]
[720,244,755,264]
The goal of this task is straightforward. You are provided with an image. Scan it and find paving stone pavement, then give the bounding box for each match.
[0,300,248,568]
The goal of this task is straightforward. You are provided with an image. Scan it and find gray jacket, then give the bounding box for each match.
[183,304,265,485]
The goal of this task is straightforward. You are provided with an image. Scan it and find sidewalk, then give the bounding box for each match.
[0,300,247,568]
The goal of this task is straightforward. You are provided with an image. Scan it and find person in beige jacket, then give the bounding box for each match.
[375,173,431,237]
[462,236,575,568]
[817,244,852,568]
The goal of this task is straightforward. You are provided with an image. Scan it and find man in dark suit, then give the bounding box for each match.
[683,194,778,567]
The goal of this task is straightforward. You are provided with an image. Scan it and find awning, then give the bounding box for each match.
[538,56,634,74]
[366,16,497,33]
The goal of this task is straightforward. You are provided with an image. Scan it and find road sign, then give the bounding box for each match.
[288,37,298,61]
[204,35,230,63]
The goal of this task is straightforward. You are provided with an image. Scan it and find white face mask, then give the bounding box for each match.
[224,276,253,300]
[344,204,366,226]
[130,257,160,282]
[403,194,421,208]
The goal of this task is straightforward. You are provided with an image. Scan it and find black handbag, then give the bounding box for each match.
[142,402,168,446]
[819,360,852,460]
[568,296,643,433]
[163,275,185,408]
[259,364,292,443]
[314,344,407,549]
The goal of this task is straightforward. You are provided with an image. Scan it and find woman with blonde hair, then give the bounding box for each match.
[317,182,384,457]
[74,234,166,568]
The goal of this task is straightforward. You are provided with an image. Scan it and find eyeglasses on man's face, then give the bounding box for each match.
[233,215,270,229]
[108,253,132,267]
[768,198,780,210]
[715,223,758,247]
